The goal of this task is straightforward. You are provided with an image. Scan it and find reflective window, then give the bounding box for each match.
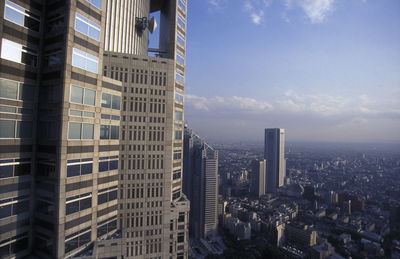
[173,150,182,160]
[68,122,94,140]
[98,186,118,205]
[0,78,34,102]
[176,52,185,65]
[178,0,186,12]
[69,109,95,118]
[65,228,91,253]
[70,85,96,106]
[66,193,92,215]
[177,15,185,29]
[0,120,32,139]
[176,32,185,46]
[174,130,182,140]
[1,39,38,67]
[100,125,119,140]
[0,158,30,179]
[0,195,29,219]
[176,71,184,83]
[175,111,183,121]
[72,48,98,73]
[101,114,120,120]
[175,91,184,103]
[4,0,40,31]
[97,217,117,237]
[101,93,121,110]
[173,170,181,180]
[86,0,102,9]
[67,158,92,177]
[75,13,101,41]
[98,156,118,172]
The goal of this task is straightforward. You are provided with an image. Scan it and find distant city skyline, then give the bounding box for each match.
[184,0,400,143]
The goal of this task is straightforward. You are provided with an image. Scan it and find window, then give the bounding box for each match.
[70,85,96,106]
[1,39,38,67]
[69,109,95,118]
[177,15,185,29]
[0,195,29,219]
[97,217,117,237]
[0,158,30,179]
[100,125,119,140]
[174,130,182,140]
[176,71,184,83]
[178,212,185,222]
[177,232,184,243]
[65,228,91,253]
[67,158,93,177]
[178,0,186,11]
[172,170,181,180]
[101,114,120,120]
[72,48,98,73]
[176,32,185,46]
[172,189,181,200]
[175,111,183,121]
[98,186,118,205]
[173,150,182,160]
[66,193,92,215]
[176,52,185,65]
[0,105,32,115]
[101,93,121,110]
[0,120,32,139]
[4,0,40,31]
[99,156,118,172]
[86,0,102,9]
[75,13,101,41]
[68,122,94,140]
[0,78,34,101]
[175,91,184,103]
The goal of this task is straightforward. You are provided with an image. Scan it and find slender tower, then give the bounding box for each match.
[183,127,218,239]
[251,159,266,197]
[264,128,286,193]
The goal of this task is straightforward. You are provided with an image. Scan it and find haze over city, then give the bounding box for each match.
[184,0,400,143]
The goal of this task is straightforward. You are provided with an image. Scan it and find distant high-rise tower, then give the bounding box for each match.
[264,128,286,193]
[183,127,218,239]
[251,159,266,197]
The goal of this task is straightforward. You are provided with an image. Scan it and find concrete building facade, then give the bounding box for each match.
[0,0,189,258]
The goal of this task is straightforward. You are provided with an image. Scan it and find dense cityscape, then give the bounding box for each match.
[198,141,400,259]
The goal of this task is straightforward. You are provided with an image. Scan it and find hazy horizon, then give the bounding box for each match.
[184,0,400,144]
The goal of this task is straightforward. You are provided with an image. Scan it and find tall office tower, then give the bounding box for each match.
[183,127,218,239]
[264,128,286,193]
[250,159,266,198]
[0,0,189,258]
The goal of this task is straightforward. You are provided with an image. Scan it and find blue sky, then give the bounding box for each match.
[183,0,400,143]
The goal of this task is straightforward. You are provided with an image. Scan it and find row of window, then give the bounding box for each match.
[67,156,118,177]
[70,85,121,110]
[68,123,120,140]
[1,38,38,67]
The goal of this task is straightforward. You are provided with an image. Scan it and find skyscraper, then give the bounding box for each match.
[183,127,218,239]
[250,159,266,198]
[264,128,286,193]
[0,0,189,258]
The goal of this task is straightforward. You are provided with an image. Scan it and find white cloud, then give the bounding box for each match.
[251,11,264,24]
[186,94,273,113]
[286,0,335,23]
